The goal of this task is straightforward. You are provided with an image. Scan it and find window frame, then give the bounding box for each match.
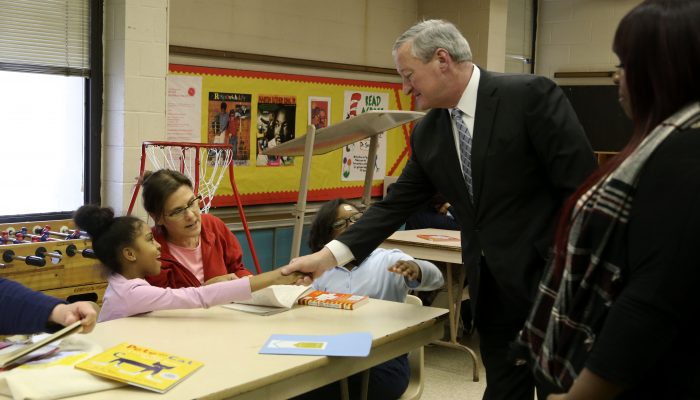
[0,0,102,224]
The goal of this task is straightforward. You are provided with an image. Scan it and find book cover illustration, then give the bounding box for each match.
[297,290,369,310]
[74,343,203,393]
[259,332,372,357]
[416,234,459,242]
[17,351,93,371]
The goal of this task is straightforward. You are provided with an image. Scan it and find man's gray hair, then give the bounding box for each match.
[393,19,472,63]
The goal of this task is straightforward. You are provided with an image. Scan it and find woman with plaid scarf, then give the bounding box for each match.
[518,1,700,399]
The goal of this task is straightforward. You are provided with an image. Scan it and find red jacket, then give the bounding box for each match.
[146,214,253,288]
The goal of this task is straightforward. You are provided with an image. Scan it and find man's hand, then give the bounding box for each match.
[49,302,99,333]
[280,247,338,285]
[388,260,422,281]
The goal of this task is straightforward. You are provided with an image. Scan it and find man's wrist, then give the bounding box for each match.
[324,240,354,266]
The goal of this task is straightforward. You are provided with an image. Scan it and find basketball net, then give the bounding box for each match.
[127,141,262,274]
[143,144,232,213]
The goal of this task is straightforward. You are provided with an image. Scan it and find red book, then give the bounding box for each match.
[297,290,369,310]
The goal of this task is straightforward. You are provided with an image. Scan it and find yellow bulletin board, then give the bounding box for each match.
[169,64,416,207]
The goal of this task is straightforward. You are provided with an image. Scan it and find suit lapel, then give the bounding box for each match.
[471,70,499,211]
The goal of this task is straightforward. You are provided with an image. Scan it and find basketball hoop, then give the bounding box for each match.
[127,141,261,274]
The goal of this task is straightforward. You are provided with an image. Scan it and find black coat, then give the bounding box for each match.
[338,69,597,315]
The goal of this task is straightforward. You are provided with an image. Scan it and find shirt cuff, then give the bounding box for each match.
[238,276,253,299]
[325,240,355,266]
[405,277,420,289]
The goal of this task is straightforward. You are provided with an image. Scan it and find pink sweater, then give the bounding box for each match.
[98,273,252,322]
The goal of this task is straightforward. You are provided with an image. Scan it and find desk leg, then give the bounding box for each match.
[433,262,480,382]
[340,378,350,400]
[360,370,370,400]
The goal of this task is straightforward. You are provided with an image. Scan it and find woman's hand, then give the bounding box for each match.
[249,269,308,292]
[273,269,307,285]
[49,302,99,333]
[546,369,623,400]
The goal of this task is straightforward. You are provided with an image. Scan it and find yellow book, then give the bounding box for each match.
[74,342,203,393]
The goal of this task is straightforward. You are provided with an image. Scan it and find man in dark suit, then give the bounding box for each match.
[283,19,596,400]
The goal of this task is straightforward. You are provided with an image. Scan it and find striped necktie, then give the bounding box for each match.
[450,108,473,200]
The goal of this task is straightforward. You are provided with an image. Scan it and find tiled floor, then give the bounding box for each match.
[421,333,487,400]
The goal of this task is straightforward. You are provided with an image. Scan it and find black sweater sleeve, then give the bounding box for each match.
[0,277,64,335]
[585,128,700,389]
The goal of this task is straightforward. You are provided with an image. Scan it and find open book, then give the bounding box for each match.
[222,285,314,315]
[0,321,82,369]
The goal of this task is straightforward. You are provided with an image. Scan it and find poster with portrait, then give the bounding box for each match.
[341,91,389,181]
[256,95,297,167]
[308,96,330,130]
[207,92,252,165]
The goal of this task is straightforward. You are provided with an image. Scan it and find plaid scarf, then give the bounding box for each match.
[517,101,700,389]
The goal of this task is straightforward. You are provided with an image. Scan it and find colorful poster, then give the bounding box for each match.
[166,75,202,143]
[341,91,389,181]
[308,97,330,130]
[169,65,414,206]
[207,92,252,165]
[256,95,297,167]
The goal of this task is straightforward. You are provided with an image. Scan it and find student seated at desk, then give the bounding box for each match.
[293,198,444,400]
[73,205,302,322]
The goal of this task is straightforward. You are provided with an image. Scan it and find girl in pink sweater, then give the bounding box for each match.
[73,205,302,322]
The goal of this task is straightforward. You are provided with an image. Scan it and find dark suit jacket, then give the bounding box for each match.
[338,69,597,315]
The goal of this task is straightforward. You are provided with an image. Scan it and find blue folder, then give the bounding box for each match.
[259,332,372,357]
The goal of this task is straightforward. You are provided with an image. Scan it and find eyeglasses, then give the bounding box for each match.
[166,195,202,219]
[613,63,624,83]
[331,212,363,230]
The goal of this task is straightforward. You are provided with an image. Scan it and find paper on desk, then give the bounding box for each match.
[222,303,289,316]
[259,332,372,357]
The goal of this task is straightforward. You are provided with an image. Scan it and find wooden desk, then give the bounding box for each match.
[379,228,480,382]
[24,299,446,399]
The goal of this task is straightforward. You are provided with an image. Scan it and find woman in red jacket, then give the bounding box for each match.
[140,169,252,288]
